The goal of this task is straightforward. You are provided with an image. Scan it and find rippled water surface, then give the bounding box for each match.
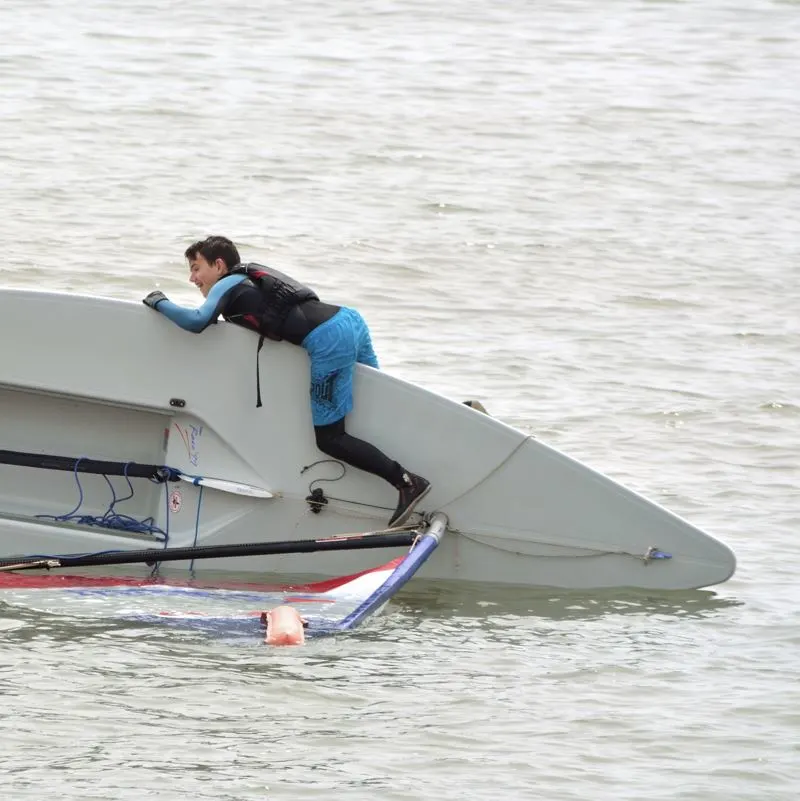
[1,0,798,798]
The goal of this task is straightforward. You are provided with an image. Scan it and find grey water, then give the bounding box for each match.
[1,0,799,798]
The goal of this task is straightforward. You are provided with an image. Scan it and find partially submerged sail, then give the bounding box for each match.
[0,514,448,645]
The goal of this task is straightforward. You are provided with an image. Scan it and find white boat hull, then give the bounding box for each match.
[0,289,736,590]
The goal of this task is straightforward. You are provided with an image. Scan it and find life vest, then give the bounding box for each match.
[227,262,319,342]
[226,263,319,408]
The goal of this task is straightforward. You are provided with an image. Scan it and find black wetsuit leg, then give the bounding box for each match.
[314,418,406,488]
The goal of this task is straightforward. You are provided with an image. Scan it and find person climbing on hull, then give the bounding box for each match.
[143,235,430,527]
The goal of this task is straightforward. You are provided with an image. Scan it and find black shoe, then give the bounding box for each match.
[388,472,431,528]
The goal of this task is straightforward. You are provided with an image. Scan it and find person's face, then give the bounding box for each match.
[188,254,227,297]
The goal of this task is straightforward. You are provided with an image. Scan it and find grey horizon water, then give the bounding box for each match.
[1,0,798,798]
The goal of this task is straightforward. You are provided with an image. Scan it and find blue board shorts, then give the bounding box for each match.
[301,307,379,426]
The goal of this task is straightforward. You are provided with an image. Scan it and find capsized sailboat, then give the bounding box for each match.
[0,289,736,591]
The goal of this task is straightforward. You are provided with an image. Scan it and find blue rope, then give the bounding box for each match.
[35,457,168,540]
[160,476,170,547]
[148,474,174,578]
[28,458,211,570]
[188,484,204,574]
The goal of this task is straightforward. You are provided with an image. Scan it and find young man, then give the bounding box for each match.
[142,235,430,527]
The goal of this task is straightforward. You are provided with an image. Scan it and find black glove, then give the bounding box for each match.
[143,290,168,310]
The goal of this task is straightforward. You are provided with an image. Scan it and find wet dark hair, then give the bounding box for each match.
[184,236,241,270]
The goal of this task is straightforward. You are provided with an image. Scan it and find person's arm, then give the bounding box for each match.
[142,274,248,333]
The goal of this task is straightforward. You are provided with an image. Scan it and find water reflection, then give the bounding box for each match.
[393,579,743,622]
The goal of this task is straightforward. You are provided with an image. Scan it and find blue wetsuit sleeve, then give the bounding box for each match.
[154,274,248,333]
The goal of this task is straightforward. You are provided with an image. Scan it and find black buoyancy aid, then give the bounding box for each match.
[227,262,319,342]
[226,262,319,408]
